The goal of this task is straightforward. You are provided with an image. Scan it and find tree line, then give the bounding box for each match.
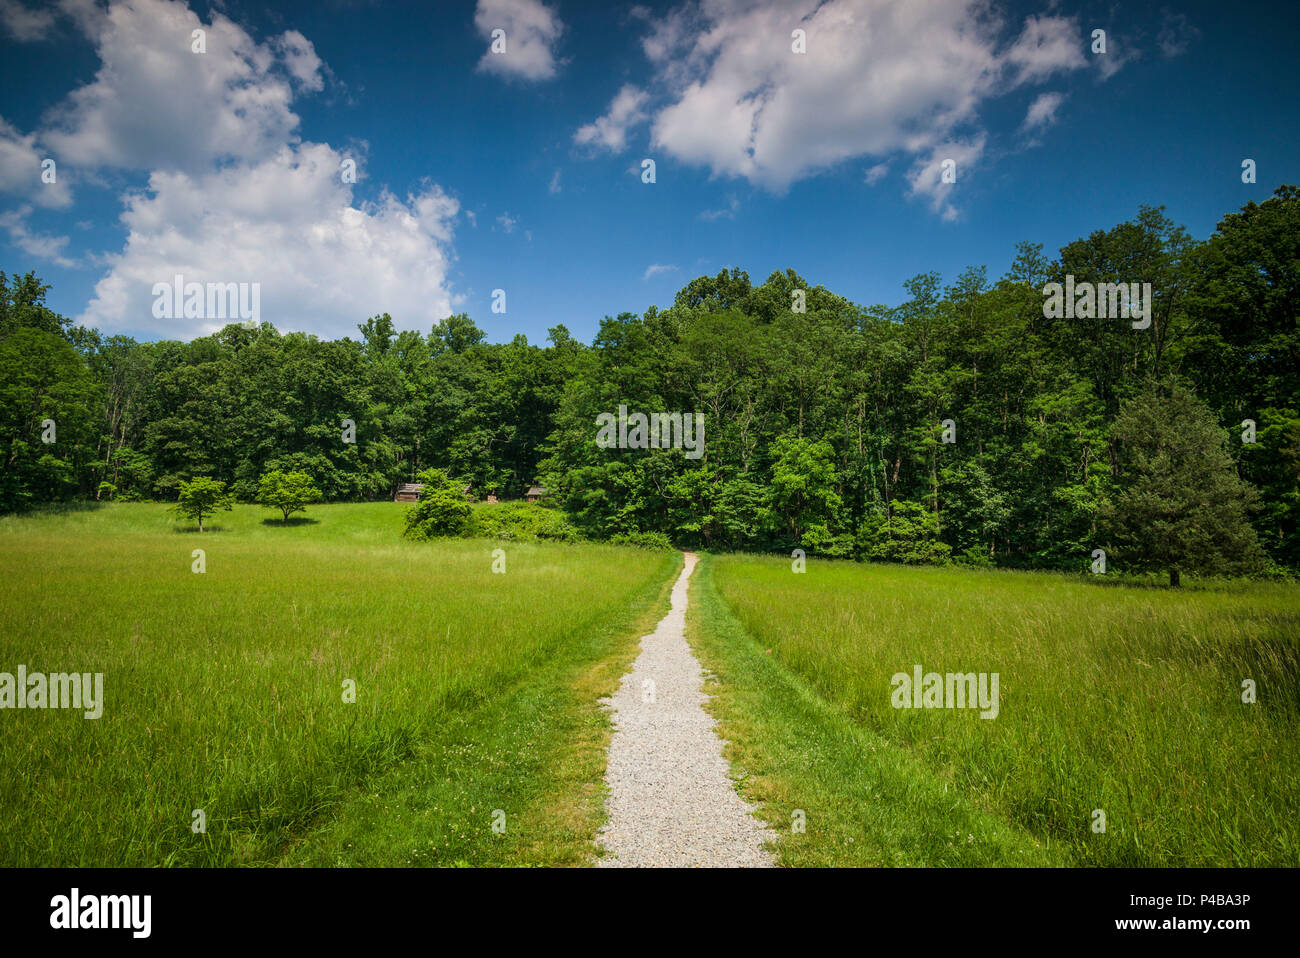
[2,185,1296,580]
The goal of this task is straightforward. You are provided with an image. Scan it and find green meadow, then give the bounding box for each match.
[689,553,1300,867]
[0,502,676,866]
[3,502,1296,868]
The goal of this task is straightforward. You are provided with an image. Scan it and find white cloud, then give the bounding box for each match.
[906,134,986,222]
[0,0,54,40]
[575,85,649,152]
[0,207,78,268]
[863,162,889,185]
[548,168,562,193]
[2,0,463,340]
[1021,91,1065,132]
[1004,14,1086,85]
[79,143,460,338]
[643,263,677,280]
[474,0,564,82]
[55,0,108,36]
[0,117,73,207]
[40,0,308,173]
[611,0,1091,217]
[275,29,325,92]
[497,211,518,233]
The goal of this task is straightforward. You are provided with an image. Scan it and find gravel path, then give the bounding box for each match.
[596,552,775,867]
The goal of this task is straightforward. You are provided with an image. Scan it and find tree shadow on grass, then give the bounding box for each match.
[260,516,320,527]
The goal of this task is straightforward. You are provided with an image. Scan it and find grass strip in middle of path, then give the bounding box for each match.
[686,554,1063,867]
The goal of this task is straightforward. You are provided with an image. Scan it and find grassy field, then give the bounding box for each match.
[6,502,1295,869]
[0,502,677,866]
[690,554,1300,867]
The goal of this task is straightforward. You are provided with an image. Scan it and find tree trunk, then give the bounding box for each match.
[1169,567,1180,588]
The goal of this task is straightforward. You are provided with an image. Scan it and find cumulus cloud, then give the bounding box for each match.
[0,117,73,207]
[906,134,986,222]
[0,0,54,40]
[588,0,1095,218]
[1021,91,1065,131]
[863,162,889,186]
[11,0,463,338]
[474,0,564,82]
[80,143,460,338]
[1004,14,1086,85]
[39,0,309,174]
[575,85,649,152]
[275,29,325,92]
[497,211,518,233]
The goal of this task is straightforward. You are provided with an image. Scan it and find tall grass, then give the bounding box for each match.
[710,555,1300,866]
[0,502,674,866]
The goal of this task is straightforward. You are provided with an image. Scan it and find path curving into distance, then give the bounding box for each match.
[596,552,774,867]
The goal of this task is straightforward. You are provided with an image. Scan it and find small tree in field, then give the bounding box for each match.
[175,477,234,532]
[258,469,322,523]
[1102,379,1265,586]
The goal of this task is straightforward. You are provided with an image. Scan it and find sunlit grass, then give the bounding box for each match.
[0,502,675,866]
[706,554,1300,866]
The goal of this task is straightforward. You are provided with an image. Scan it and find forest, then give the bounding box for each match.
[2,185,1296,580]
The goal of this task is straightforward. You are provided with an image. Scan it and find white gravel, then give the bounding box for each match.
[596,552,775,867]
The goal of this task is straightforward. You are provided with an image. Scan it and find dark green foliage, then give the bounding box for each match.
[608,530,674,550]
[0,327,100,511]
[463,501,583,542]
[402,468,471,540]
[3,185,1297,578]
[857,500,952,564]
[1102,379,1266,585]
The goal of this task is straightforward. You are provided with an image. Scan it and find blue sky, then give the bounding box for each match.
[2,0,1297,345]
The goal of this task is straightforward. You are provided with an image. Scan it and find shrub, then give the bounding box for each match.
[857,500,951,565]
[463,501,582,542]
[402,468,472,540]
[800,522,855,558]
[955,543,994,567]
[609,530,674,550]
